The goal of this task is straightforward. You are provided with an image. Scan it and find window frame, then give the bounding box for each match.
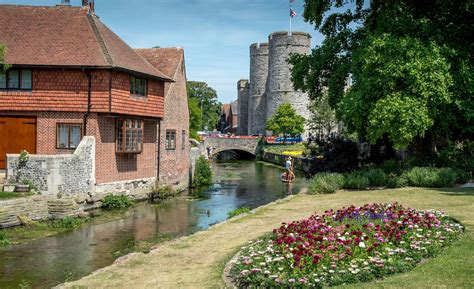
[56,123,83,150]
[129,76,148,97]
[115,119,144,154]
[181,130,186,149]
[165,129,177,150]
[0,69,33,90]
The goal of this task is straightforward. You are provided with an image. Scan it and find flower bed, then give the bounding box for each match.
[229,203,463,288]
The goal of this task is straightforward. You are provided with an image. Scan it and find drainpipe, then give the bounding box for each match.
[83,70,92,136]
[156,120,161,183]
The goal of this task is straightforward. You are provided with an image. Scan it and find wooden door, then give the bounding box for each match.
[0,117,37,169]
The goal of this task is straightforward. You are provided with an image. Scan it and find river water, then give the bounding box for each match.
[0,161,307,288]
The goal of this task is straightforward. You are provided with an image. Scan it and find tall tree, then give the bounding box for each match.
[187,81,221,131]
[266,103,305,143]
[188,97,202,139]
[290,0,473,149]
[308,93,338,137]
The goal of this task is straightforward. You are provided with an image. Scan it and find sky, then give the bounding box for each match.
[0,0,325,103]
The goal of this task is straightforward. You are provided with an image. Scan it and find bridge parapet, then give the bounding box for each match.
[203,137,259,157]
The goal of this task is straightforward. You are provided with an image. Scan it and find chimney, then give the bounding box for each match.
[82,0,95,13]
[58,0,71,6]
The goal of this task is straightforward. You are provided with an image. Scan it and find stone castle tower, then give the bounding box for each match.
[237,31,311,136]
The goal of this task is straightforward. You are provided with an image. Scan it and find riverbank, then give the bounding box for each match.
[62,187,474,288]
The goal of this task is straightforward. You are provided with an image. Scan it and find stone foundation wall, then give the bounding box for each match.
[262,152,314,174]
[0,196,48,228]
[95,177,156,201]
[6,136,95,197]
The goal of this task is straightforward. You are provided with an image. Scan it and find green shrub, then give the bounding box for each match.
[386,173,408,188]
[49,216,85,230]
[21,179,38,192]
[402,167,457,188]
[227,207,251,219]
[0,231,11,247]
[437,168,458,187]
[454,169,471,184]
[309,173,344,194]
[365,168,387,187]
[343,172,370,189]
[101,195,133,210]
[403,167,439,187]
[255,137,265,161]
[150,185,177,201]
[380,159,402,175]
[193,156,213,189]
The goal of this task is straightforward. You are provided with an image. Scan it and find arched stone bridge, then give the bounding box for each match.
[203,137,259,158]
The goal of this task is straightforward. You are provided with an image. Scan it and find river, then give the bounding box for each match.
[0,160,308,288]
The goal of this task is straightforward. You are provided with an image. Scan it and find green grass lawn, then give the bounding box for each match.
[63,187,474,288]
[264,143,305,154]
[0,191,35,200]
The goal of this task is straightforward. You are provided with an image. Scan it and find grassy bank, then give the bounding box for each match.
[0,191,35,200]
[264,143,305,155]
[62,187,474,288]
[0,205,144,247]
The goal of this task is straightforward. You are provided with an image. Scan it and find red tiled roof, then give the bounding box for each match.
[0,5,171,81]
[134,48,184,80]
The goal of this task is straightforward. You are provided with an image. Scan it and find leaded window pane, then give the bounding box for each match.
[8,70,19,89]
[21,70,32,89]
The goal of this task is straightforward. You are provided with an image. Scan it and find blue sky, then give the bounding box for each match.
[1,0,324,103]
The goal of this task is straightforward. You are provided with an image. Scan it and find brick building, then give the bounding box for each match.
[135,48,190,190]
[0,3,189,192]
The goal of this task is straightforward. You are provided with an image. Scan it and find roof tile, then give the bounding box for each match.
[0,5,171,80]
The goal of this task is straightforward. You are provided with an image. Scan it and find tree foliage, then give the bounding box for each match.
[308,92,338,137]
[188,97,202,139]
[291,0,473,149]
[193,155,212,190]
[266,103,305,141]
[187,81,221,131]
[0,43,10,71]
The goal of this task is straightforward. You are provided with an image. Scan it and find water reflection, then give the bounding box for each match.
[0,161,307,288]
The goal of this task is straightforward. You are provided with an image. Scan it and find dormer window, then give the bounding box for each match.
[130,76,147,97]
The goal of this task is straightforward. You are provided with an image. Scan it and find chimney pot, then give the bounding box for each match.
[82,0,95,13]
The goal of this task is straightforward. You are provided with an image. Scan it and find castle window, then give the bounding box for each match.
[116,119,144,153]
[130,76,147,97]
[0,69,32,90]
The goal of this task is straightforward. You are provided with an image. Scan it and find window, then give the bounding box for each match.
[181,130,186,149]
[57,124,82,149]
[129,76,147,96]
[166,130,176,150]
[116,119,144,153]
[0,69,32,90]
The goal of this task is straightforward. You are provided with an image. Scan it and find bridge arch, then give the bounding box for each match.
[211,148,256,160]
[203,137,259,160]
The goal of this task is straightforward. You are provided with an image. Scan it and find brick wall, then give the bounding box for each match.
[3,111,158,185]
[111,71,165,117]
[0,69,165,118]
[158,59,190,190]
[94,115,158,184]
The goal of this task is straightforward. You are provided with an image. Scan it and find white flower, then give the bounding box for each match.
[359,242,366,248]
